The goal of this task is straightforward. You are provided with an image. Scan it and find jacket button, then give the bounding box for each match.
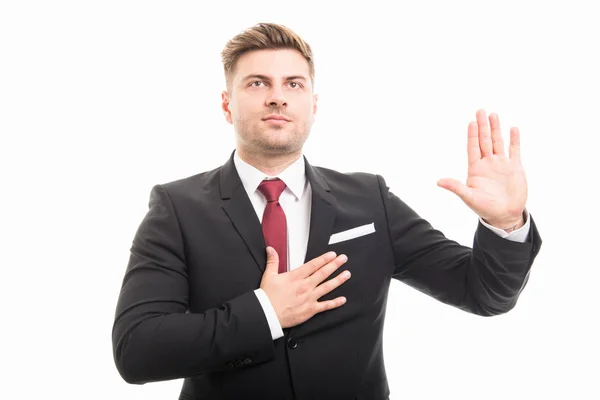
[287,338,298,349]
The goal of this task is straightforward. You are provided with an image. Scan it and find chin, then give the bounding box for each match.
[259,139,298,152]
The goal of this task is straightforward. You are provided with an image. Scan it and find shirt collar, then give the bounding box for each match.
[233,150,307,201]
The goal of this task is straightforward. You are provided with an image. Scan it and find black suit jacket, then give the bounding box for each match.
[112,151,542,400]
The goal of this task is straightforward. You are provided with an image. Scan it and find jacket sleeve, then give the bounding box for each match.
[112,184,275,384]
[376,174,542,316]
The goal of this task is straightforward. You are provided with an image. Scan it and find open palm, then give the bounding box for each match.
[437,110,527,227]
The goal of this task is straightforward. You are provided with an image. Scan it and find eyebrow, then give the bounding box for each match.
[241,74,308,82]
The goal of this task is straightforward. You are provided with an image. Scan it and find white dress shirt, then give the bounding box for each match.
[233,150,531,341]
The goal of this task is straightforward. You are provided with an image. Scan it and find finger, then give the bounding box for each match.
[467,121,480,165]
[306,254,348,288]
[437,178,473,205]
[313,296,347,315]
[293,251,337,279]
[489,113,505,156]
[476,109,493,157]
[264,247,279,275]
[509,126,521,160]
[312,270,351,299]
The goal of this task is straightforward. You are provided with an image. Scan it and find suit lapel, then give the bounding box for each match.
[220,151,267,273]
[218,151,337,274]
[303,157,337,264]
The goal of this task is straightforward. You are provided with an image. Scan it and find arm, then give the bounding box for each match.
[377,174,542,316]
[112,185,275,384]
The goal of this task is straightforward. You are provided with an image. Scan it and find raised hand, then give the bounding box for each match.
[437,109,527,231]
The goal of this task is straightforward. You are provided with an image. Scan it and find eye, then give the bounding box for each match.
[250,81,265,87]
[289,81,302,89]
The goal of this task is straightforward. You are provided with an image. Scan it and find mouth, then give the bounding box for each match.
[262,115,291,123]
[263,118,289,126]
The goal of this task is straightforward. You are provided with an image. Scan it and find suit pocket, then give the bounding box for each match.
[328,229,377,251]
[328,223,376,245]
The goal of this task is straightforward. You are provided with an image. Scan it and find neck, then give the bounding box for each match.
[236,147,302,176]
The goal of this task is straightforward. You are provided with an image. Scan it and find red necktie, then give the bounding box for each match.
[257,178,288,274]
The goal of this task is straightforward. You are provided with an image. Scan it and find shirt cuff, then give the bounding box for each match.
[479,209,531,243]
[254,288,284,340]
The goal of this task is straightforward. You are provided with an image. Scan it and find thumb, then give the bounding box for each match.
[437,178,473,204]
[265,247,279,275]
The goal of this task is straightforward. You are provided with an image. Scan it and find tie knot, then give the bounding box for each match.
[258,178,287,202]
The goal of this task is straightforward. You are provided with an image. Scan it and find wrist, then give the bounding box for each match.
[485,211,525,233]
[500,218,524,233]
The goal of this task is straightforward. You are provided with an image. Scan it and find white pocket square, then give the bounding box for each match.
[328,223,375,245]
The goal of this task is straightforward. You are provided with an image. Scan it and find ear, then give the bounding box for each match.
[313,93,318,116]
[221,91,233,124]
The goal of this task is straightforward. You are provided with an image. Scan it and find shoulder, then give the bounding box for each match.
[311,164,386,193]
[148,165,222,203]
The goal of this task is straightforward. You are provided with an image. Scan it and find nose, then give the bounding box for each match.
[265,87,287,108]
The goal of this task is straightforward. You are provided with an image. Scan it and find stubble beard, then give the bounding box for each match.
[235,118,311,156]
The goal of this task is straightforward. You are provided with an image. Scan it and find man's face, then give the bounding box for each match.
[222,49,318,156]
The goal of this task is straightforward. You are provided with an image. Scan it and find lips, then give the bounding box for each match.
[263,115,291,122]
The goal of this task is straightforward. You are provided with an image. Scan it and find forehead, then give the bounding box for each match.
[233,49,310,82]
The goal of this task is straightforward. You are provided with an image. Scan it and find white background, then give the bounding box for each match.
[1,1,599,399]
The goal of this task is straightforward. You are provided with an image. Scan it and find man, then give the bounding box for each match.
[112,22,542,400]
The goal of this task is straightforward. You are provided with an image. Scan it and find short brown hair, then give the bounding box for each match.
[221,22,315,90]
